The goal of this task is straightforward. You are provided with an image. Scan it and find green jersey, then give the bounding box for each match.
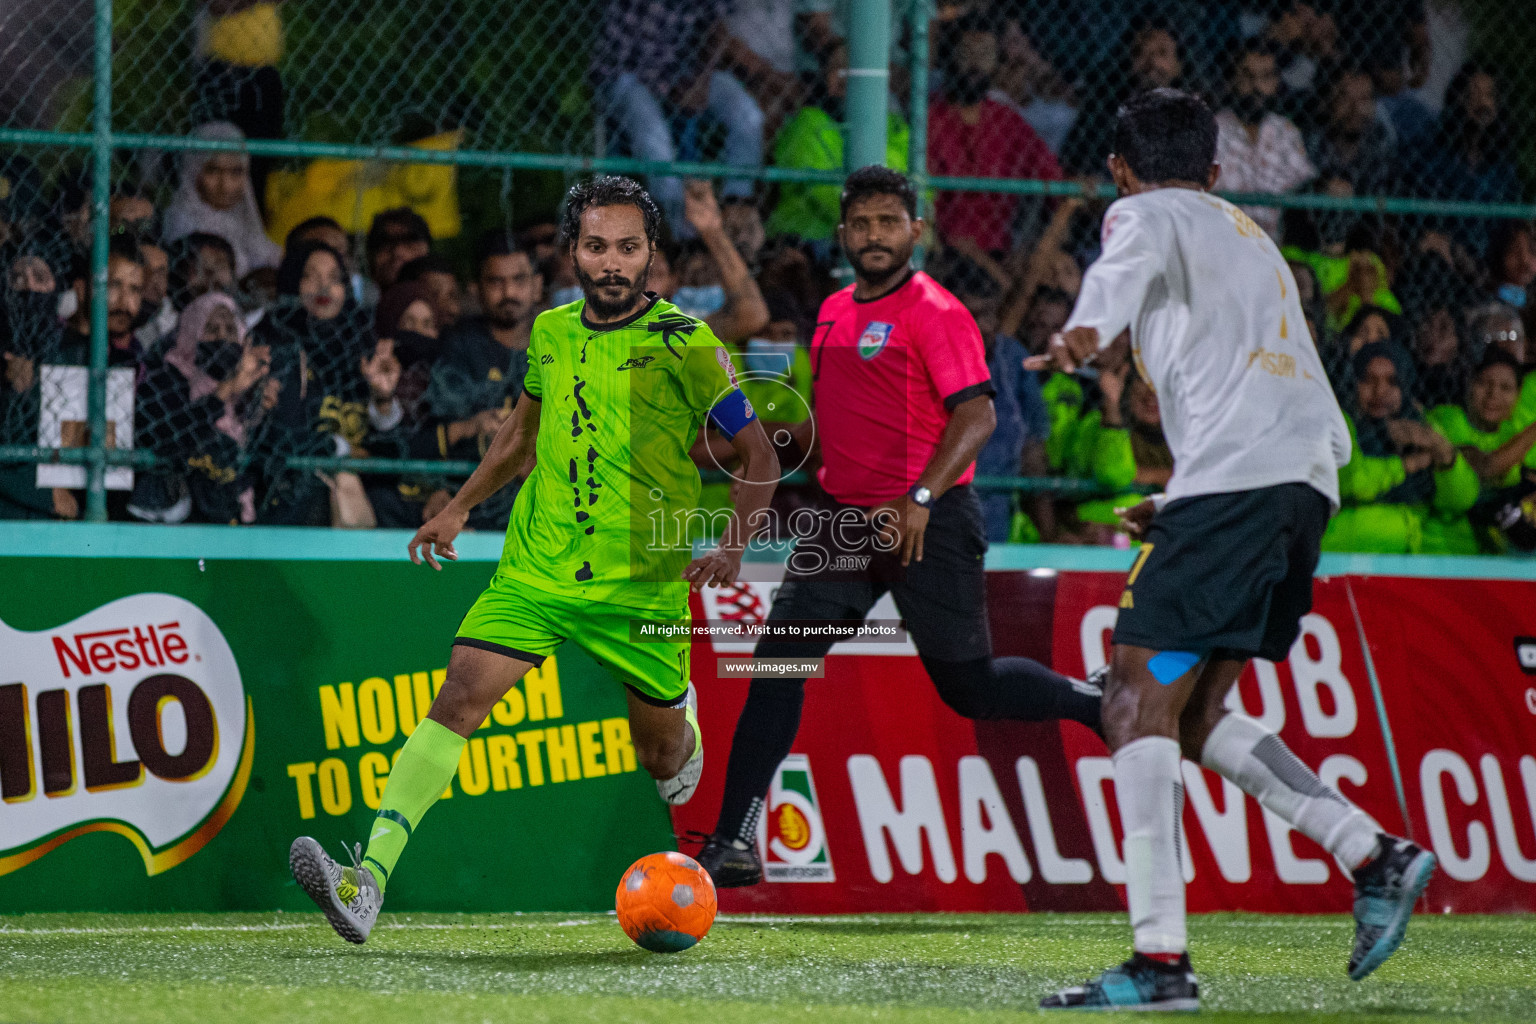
[496,295,750,614]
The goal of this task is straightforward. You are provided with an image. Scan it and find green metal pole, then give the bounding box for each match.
[908,1,930,266]
[845,0,892,171]
[84,0,113,522]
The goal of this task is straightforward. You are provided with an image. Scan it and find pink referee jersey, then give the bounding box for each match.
[810,271,995,506]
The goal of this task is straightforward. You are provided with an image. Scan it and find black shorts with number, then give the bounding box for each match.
[1112,482,1331,663]
[754,485,992,664]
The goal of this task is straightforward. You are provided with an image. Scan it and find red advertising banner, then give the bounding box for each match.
[1348,577,1536,913]
[674,569,1536,915]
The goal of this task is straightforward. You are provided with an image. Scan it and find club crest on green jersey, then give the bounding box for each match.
[858,321,894,360]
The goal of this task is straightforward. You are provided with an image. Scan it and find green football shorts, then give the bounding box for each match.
[454,573,691,706]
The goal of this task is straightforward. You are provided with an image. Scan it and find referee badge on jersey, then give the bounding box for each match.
[858,321,894,360]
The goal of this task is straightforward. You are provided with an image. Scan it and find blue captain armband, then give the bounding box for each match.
[707,388,756,440]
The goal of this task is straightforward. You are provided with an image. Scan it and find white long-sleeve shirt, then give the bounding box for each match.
[1065,186,1350,508]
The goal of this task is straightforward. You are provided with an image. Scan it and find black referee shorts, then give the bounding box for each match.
[753,485,992,664]
[1112,482,1331,663]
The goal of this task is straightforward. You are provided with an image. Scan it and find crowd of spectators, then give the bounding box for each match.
[0,0,1534,552]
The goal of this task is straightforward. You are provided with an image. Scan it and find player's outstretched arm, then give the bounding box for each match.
[683,418,779,591]
[1027,202,1164,375]
[1024,326,1101,373]
[408,391,540,570]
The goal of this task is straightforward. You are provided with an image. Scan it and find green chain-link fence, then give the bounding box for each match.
[1,0,1534,548]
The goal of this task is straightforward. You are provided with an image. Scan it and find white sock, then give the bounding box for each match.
[1114,735,1187,956]
[1201,713,1380,871]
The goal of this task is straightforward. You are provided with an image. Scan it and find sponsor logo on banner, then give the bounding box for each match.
[0,594,252,876]
[858,321,894,360]
[759,753,834,882]
[1515,636,1536,675]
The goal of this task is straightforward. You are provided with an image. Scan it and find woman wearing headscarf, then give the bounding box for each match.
[130,291,276,523]
[1321,302,1409,402]
[257,238,374,449]
[163,122,282,278]
[372,278,444,421]
[1322,341,1479,553]
[336,278,439,528]
[250,239,389,525]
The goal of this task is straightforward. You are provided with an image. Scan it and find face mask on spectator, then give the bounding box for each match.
[389,329,440,369]
[744,337,797,378]
[1497,283,1527,309]
[672,284,725,319]
[194,340,244,381]
[550,284,584,307]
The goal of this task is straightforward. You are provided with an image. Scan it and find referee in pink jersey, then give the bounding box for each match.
[698,166,1103,887]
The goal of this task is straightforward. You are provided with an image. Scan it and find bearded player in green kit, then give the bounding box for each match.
[288,176,780,943]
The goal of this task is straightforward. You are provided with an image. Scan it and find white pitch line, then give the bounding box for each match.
[0,922,317,936]
[715,914,1348,929]
[0,914,1349,937]
[0,919,603,937]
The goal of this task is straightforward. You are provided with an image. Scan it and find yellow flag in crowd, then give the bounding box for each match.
[264,130,464,243]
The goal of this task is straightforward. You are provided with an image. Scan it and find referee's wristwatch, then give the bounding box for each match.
[907,484,935,509]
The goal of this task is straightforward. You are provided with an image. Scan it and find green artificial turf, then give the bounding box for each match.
[0,911,1530,1023]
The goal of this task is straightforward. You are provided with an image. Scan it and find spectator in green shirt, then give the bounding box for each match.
[1430,350,1536,486]
[1323,341,1480,554]
[765,39,909,243]
[1040,368,1084,476]
[1064,360,1171,544]
[1466,301,1536,424]
[1427,349,1536,551]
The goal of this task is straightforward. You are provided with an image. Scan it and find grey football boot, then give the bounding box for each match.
[1348,834,1437,980]
[289,836,383,944]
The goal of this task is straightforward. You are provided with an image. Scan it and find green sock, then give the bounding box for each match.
[362,717,465,891]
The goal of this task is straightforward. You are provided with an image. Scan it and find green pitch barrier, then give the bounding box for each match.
[0,523,1530,916]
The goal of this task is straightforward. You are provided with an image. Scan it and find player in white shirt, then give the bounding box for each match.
[1030,89,1436,1012]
